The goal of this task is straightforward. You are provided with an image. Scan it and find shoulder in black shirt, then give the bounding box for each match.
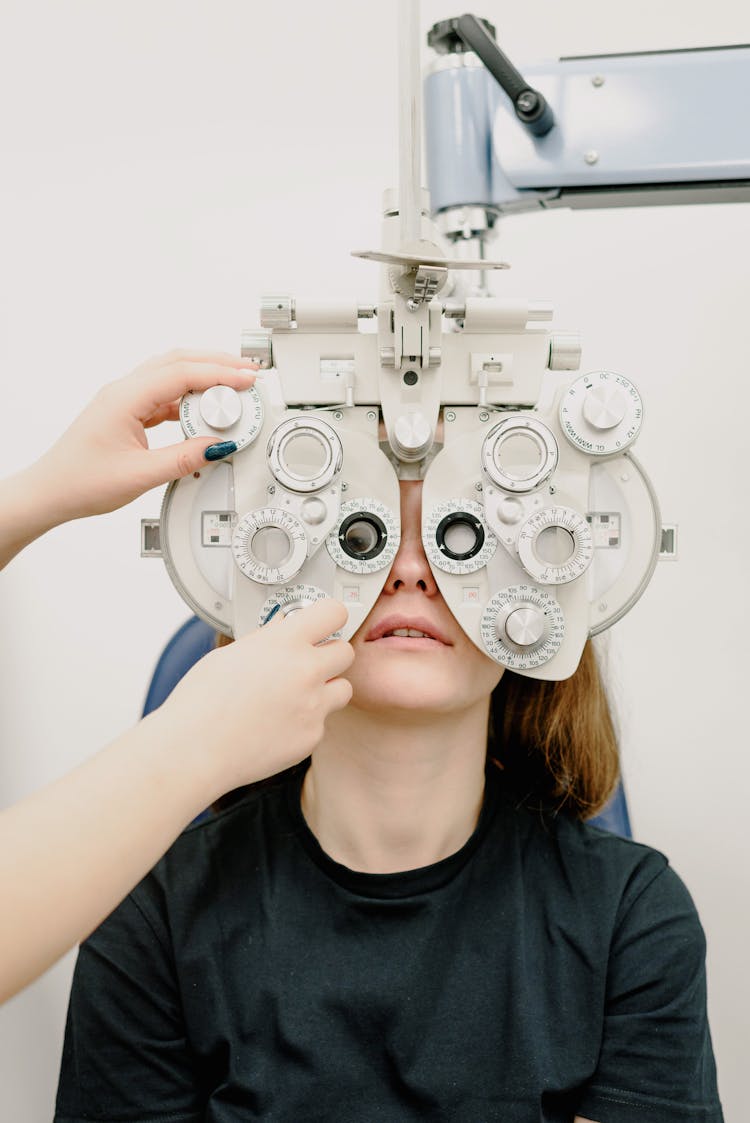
[55,764,723,1123]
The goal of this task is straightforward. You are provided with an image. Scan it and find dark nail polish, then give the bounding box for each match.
[204,441,238,462]
[261,603,282,626]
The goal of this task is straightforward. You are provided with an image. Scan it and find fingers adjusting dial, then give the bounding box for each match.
[180,385,264,452]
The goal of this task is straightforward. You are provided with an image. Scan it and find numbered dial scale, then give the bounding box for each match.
[232,508,308,584]
[559,371,643,456]
[517,506,594,586]
[258,584,342,637]
[326,498,400,575]
[481,585,565,670]
[423,498,497,575]
[180,385,264,452]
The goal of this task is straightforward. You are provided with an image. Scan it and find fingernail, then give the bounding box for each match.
[204,441,238,461]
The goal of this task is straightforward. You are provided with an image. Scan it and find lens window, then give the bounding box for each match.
[279,431,330,480]
[338,513,387,562]
[436,511,485,561]
[251,526,291,567]
[535,525,576,565]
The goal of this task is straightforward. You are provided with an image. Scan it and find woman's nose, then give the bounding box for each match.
[381,527,440,596]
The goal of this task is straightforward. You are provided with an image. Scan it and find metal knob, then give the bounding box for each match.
[199,386,243,430]
[582,384,628,430]
[260,295,294,330]
[548,333,582,371]
[241,328,272,367]
[504,605,545,647]
[393,411,433,460]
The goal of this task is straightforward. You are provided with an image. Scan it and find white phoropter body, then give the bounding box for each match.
[148,0,661,680]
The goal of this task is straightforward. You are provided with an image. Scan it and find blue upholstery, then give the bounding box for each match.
[142,616,632,838]
[142,616,217,718]
[591,780,631,838]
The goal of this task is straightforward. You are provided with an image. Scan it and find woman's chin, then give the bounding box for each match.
[347,670,459,717]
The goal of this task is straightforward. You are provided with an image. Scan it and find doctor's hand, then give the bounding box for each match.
[152,598,355,799]
[0,349,259,569]
[0,598,353,1004]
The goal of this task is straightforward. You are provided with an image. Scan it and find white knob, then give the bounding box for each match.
[548,332,582,371]
[393,411,432,459]
[301,497,328,525]
[582,384,627,430]
[497,497,524,525]
[504,606,545,647]
[199,386,243,430]
[260,295,294,329]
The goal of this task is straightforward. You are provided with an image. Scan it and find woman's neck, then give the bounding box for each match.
[300,699,490,874]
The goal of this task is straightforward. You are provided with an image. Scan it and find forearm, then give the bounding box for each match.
[0,463,66,570]
[0,709,218,1003]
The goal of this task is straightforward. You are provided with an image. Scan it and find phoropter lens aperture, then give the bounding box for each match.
[338,513,387,561]
[436,511,485,562]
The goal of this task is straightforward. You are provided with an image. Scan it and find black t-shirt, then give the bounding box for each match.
[55,764,722,1123]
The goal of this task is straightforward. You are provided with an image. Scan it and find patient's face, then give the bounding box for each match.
[344,481,503,717]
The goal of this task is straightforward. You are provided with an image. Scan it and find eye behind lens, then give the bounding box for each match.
[326,497,401,575]
[338,513,387,561]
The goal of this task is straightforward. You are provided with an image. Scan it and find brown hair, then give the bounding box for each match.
[488,639,619,819]
[214,633,619,820]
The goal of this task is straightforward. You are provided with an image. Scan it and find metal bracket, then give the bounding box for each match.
[408,265,448,310]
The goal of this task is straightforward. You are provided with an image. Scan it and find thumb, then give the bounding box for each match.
[143,436,235,485]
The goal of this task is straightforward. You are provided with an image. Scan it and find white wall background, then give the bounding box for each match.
[1,1,748,1118]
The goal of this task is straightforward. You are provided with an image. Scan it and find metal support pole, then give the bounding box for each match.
[398,0,422,248]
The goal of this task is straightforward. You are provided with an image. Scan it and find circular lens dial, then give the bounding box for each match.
[480,585,565,669]
[326,498,400,574]
[180,385,264,452]
[267,416,343,493]
[559,371,643,456]
[258,584,343,637]
[482,417,558,494]
[232,507,308,584]
[423,498,497,575]
[517,506,594,586]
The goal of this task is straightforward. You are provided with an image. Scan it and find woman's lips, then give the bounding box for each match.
[368,634,449,651]
[365,616,453,646]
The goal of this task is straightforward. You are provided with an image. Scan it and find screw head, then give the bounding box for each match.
[584,150,599,165]
[334,410,343,420]
[516,91,537,114]
[366,410,377,422]
[445,410,456,422]
[591,74,605,88]
[479,410,490,422]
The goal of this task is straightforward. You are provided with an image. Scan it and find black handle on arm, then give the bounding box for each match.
[455,13,555,138]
